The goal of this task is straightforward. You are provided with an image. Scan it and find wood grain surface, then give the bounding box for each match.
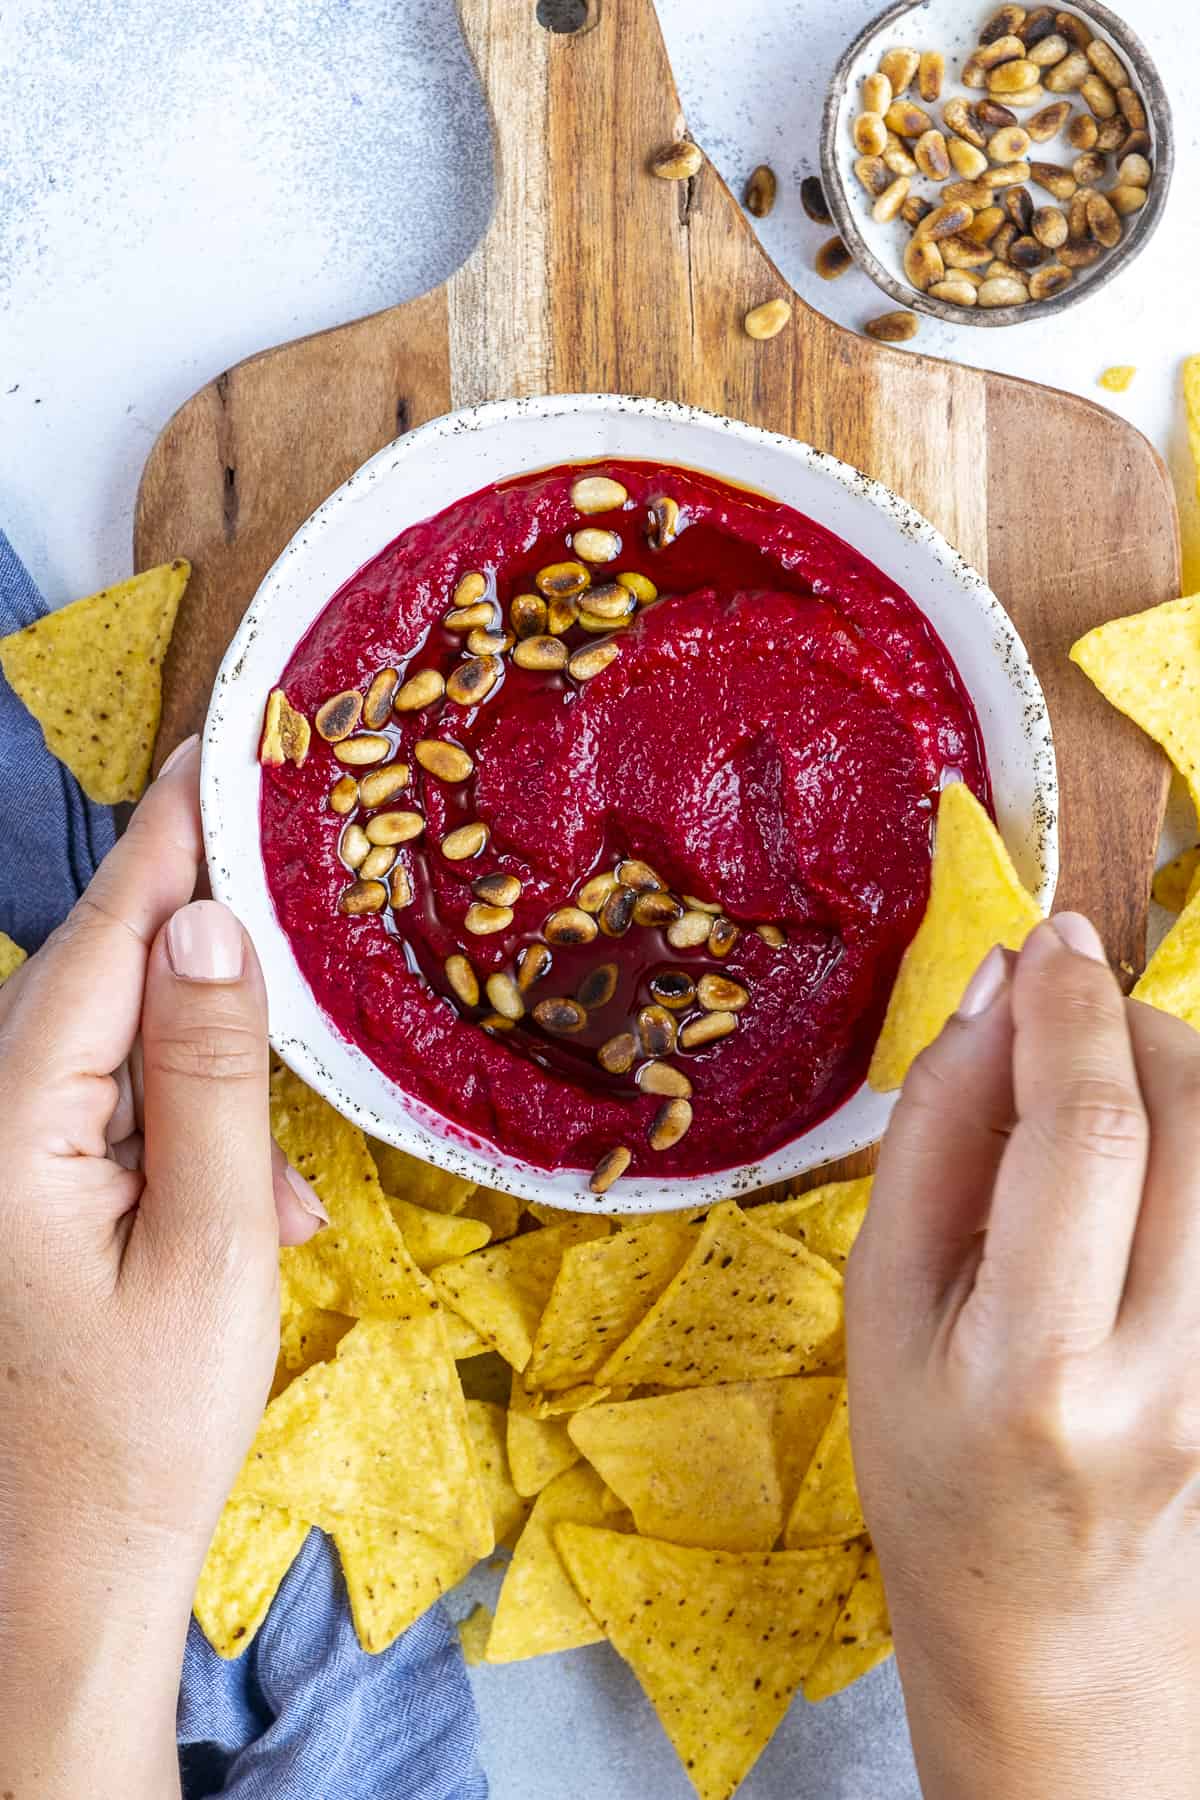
[135,0,1179,1189]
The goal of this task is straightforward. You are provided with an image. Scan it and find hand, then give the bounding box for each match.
[0,736,325,1799]
[848,914,1200,1800]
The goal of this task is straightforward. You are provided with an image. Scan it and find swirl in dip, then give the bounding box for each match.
[261,460,989,1189]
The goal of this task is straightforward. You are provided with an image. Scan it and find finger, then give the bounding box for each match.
[271,1140,329,1247]
[969,914,1147,1355]
[6,737,202,1110]
[1120,997,1200,1339]
[129,899,278,1279]
[850,944,1015,1349]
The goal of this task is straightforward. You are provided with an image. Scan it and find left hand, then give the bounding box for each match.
[0,735,324,1799]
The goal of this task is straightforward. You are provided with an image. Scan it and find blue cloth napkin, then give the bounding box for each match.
[0,530,116,948]
[0,532,487,1800]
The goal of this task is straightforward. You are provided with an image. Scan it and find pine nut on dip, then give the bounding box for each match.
[259,460,989,1191]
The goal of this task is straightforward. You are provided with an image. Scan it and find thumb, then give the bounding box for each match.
[134,901,313,1282]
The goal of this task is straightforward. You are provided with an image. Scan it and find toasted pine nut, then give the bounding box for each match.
[333,733,391,766]
[1028,262,1073,299]
[864,310,920,341]
[442,821,489,860]
[977,274,1030,305]
[329,775,359,814]
[589,1147,632,1194]
[744,297,793,337]
[862,72,892,115]
[358,763,410,807]
[918,51,944,101]
[650,139,702,180]
[316,690,363,742]
[366,809,424,845]
[914,129,950,179]
[445,954,480,1007]
[394,668,445,711]
[879,47,920,94]
[1086,38,1127,87]
[929,275,979,306]
[571,475,628,513]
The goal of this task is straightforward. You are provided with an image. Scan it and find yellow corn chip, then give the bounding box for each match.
[368,1137,475,1215]
[332,1516,475,1654]
[238,1314,493,1559]
[556,1525,861,1800]
[1071,592,1200,819]
[431,1217,610,1370]
[596,1202,844,1391]
[0,559,189,803]
[386,1193,491,1269]
[487,1463,629,1663]
[507,1373,582,1499]
[468,1399,531,1548]
[766,1377,844,1522]
[457,1350,514,1408]
[569,1387,783,1552]
[271,1304,355,1400]
[522,1382,618,1418]
[869,781,1042,1091]
[459,1186,523,1241]
[456,1604,494,1666]
[1152,846,1200,914]
[1133,879,1200,1027]
[194,1496,311,1658]
[751,1177,872,1272]
[444,1312,489,1359]
[804,1545,893,1703]
[272,1067,429,1318]
[1185,356,1200,595]
[525,1215,697,1392]
[260,687,311,767]
[1098,365,1136,393]
[784,1384,865,1549]
[0,932,27,984]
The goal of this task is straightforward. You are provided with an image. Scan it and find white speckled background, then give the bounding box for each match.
[2,2,1198,1794]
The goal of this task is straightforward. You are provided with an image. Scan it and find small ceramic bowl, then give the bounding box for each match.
[202,393,1058,1213]
[821,0,1174,327]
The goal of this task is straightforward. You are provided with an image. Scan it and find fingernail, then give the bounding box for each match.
[157,733,200,780]
[1050,911,1107,964]
[285,1163,330,1225]
[165,900,244,981]
[956,944,1007,1019]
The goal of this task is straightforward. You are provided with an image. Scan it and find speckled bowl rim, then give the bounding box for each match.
[203,392,1058,1212]
[820,0,1175,328]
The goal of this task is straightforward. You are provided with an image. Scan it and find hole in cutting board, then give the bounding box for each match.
[536,0,589,32]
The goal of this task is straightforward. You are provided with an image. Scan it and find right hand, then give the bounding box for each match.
[848,914,1200,1800]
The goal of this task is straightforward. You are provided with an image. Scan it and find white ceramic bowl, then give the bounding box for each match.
[203,393,1058,1213]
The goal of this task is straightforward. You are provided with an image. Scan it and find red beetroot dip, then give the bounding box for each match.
[262,460,989,1180]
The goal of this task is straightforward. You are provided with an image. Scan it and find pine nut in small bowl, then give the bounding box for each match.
[820,0,1173,326]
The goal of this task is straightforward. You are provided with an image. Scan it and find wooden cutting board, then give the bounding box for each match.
[135,0,1179,1186]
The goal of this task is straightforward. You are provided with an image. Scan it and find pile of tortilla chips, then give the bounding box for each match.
[195,1065,886,1799]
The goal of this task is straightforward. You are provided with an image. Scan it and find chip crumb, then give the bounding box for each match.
[1098,365,1136,393]
[0,932,27,985]
[456,1603,495,1665]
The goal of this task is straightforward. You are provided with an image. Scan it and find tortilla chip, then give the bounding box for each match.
[271,1304,355,1400]
[468,1399,531,1547]
[0,559,189,803]
[194,1496,310,1658]
[443,1312,489,1359]
[459,1186,523,1241]
[556,1526,861,1800]
[783,1384,865,1549]
[1185,356,1200,595]
[260,687,311,767]
[569,1387,783,1552]
[457,1350,514,1408]
[486,1463,629,1663]
[457,1604,494,1665]
[0,932,27,984]
[332,1516,475,1654]
[1098,365,1136,393]
[526,1215,697,1392]
[1152,846,1200,914]
[431,1217,611,1370]
[869,781,1042,1091]
[272,1067,429,1318]
[367,1137,475,1215]
[1132,879,1200,1027]
[507,1373,582,1498]
[386,1193,491,1270]
[596,1202,844,1391]
[238,1314,493,1559]
[751,1178,872,1272]
[522,1382,618,1417]
[1071,592,1200,819]
[766,1377,845,1522]
[804,1544,892,1702]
